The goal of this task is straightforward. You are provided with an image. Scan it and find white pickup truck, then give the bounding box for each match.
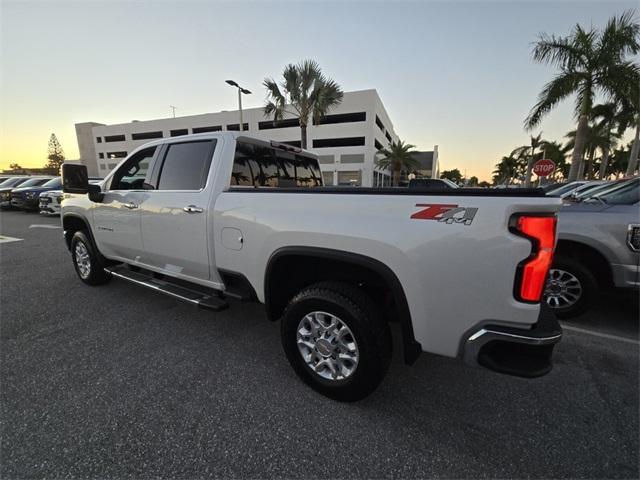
[61,132,562,401]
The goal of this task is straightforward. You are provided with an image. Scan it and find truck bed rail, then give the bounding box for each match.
[227,187,548,197]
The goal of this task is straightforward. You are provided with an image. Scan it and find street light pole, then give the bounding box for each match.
[169,105,176,118]
[226,80,252,131]
[238,89,243,129]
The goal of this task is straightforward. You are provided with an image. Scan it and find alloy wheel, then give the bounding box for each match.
[296,311,359,381]
[545,268,582,309]
[74,241,91,279]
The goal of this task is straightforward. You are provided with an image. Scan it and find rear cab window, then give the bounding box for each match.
[231,140,322,188]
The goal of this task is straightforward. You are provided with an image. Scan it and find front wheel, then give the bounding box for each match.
[281,282,392,402]
[71,231,111,286]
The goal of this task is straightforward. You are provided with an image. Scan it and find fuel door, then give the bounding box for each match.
[221,227,243,251]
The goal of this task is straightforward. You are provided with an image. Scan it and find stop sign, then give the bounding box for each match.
[533,159,555,177]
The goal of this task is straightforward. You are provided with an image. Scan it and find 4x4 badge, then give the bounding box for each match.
[411,204,478,225]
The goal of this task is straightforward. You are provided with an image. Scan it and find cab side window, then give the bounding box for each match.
[111,147,156,190]
[156,140,216,191]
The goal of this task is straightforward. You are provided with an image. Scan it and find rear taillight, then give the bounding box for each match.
[512,215,557,303]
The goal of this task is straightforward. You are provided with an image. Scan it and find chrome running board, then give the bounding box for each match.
[104,265,229,312]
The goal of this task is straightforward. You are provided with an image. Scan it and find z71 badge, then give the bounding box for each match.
[411,204,478,225]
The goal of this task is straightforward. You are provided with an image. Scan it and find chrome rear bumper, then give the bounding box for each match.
[462,307,562,378]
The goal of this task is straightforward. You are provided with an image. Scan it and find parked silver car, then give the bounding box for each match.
[545,177,639,317]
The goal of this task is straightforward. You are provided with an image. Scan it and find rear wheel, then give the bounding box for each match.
[71,231,111,286]
[281,281,391,402]
[544,256,597,318]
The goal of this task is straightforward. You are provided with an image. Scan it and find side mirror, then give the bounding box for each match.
[62,163,103,202]
[62,163,89,194]
[88,184,104,203]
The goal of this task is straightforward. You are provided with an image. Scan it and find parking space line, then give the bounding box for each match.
[562,324,639,345]
[29,224,61,229]
[0,235,23,244]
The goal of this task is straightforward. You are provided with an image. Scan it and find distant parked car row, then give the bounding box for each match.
[544,179,630,203]
[0,175,101,215]
[0,176,55,210]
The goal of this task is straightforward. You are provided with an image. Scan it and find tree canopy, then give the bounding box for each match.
[46,133,65,174]
[525,11,640,181]
[375,140,418,186]
[440,169,463,183]
[263,60,343,149]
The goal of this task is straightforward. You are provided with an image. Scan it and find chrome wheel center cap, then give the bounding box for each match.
[315,339,333,357]
[548,282,562,294]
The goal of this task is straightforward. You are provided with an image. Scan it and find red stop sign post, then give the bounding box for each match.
[533,159,555,177]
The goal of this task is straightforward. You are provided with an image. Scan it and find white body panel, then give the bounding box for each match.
[212,192,558,357]
[92,190,146,260]
[140,190,212,280]
[62,132,561,359]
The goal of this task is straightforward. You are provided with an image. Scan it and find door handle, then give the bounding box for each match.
[183,205,204,213]
[123,203,138,209]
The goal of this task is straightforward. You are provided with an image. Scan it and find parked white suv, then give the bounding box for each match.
[61,132,562,400]
[40,179,102,215]
[39,189,63,215]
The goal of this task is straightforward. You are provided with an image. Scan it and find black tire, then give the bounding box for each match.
[70,230,111,286]
[544,255,597,318]
[281,281,392,402]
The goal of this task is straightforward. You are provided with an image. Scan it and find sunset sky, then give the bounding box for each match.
[0,0,635,180]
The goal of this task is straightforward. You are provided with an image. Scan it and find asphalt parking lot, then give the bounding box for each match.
[1,209,638,479]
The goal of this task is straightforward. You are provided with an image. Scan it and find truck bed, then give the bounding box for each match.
[215,188,560,358]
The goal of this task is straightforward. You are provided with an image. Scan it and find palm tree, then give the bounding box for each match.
[375,140,419,186]
[263,60,343,149]
[590,102,630,179]
[509,145,535,180]
[512,133,543,187]
[611,142,633,177]
[565,124,610,179]
[525,11,640,182]
[625,120,640,176]
[492,155,521,185]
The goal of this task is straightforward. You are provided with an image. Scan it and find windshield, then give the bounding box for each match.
[562,183,596,198]
[566,182,604,199]
[0,177,28,187]
[14,178,50,188]
[441,178,459,188]
[577,181,624,200]
[547,182,585,196]
[2,177,27,187]
[595,179,639,205]
[41,177,62,188]
[542,182,564,192]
